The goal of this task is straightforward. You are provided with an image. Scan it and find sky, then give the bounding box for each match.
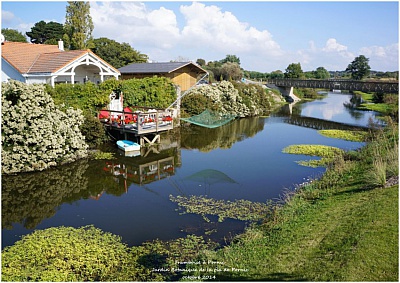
[1,1,399,72]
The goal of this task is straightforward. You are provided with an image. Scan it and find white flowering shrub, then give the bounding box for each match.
[183,81,250,117]
[2,81,88,174]
[217,81,250,117]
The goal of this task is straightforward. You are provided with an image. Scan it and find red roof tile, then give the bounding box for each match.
[1,42,119,74]
[28,50,87,73]
[1,42,60,73]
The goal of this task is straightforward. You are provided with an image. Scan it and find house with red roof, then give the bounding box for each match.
[1,40,120,86]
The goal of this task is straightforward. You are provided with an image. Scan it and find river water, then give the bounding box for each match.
[1,92,380,248]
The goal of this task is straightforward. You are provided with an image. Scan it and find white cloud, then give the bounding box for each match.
[323,38,348,52]
[180,2,282,56]
[359,43,399,71]
[90,1,179,58]
[295,38,353,71]
[1,10,15,24]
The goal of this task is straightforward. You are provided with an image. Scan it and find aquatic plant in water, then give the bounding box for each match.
[318,129,368,142]
[169,195,272,222]
[92,151,115,160]
[282,144,344,168]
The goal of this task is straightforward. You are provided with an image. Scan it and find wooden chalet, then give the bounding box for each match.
[118,62,207,91]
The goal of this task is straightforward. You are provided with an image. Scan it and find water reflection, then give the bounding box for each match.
[183,169,238,195]
[2,161,91,230]
[181,117,265,151]
[292,92,380,127]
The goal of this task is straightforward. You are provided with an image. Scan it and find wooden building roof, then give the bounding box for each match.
[118,62,207,74]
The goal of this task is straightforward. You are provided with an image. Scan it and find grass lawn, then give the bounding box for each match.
[215,184,398,281]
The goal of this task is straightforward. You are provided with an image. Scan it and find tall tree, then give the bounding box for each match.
[220,54,241,65]
[64,1,94,50]
[220,62,243,81]
[196,58,206,66]
[91,37,148,68]
[1,28,27,42]
[345,55,371,80]
[314,66,330,79]
[26,21,64,44]
[285,63,303,79]
[270,70,284,79]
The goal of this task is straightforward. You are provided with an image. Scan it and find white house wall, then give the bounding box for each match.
[25,77,48,84]
[1,58,25,83]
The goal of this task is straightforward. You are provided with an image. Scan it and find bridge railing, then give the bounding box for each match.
[266,79,399,93]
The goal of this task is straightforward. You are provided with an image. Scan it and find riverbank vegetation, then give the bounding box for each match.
[351,90,398,120]
[181,81,285,118]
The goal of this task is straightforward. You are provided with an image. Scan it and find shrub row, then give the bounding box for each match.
[181,81,284,117]
[46,76,177,114]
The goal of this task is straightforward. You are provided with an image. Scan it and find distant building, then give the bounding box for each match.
[118,62,207,91]
[1,40,120,86]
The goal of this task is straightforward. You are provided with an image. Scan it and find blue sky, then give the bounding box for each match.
[1,1,398,72]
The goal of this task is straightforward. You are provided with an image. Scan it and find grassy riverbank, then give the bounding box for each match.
[214,183,398,281]
[210,121,398,281]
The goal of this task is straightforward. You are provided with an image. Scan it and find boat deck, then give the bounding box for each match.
[99,107,174,136]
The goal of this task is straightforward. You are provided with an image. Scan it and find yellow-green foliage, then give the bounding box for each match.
[1,226,216,282]
[92,151,115,160]
[282,144,343,158]
[318,129,368,142]
[1,226,131,282]
[282,144,344,168]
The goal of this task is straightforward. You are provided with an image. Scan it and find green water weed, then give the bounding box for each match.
[318,129,368,142]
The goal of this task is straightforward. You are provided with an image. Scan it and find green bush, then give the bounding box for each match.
[232,81,275,115]
[1,81,88,174]
[122,77,176,108]
[181,93,216,116]
[1,226,216,282]
[79,113,108,148]
[46,82,110,113]
[1,226,131,282]
[47,77,177,113]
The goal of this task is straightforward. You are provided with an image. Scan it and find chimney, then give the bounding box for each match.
[58,39,64,51]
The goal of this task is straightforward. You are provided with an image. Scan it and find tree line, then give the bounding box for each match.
[196,54,398,83]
